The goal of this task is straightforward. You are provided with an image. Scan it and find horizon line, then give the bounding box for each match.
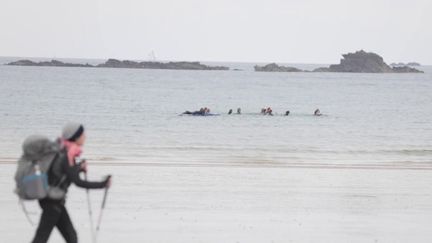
[0,55,334,66]
[0,55,430,67]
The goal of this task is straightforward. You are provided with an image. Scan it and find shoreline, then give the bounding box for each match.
[2,160,432,170]
[2,164,432,243]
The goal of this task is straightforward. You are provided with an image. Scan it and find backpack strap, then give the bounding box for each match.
[43,151,65,188]
[55,174,67,188]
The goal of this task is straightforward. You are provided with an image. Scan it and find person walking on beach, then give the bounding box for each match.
[31,122,111,243]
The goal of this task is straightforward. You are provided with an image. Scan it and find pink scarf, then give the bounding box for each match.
[61,139,82,166]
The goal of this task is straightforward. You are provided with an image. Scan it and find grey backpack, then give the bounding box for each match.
[14,135,65,200]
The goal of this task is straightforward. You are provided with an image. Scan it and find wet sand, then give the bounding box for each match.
[1,163,432,243]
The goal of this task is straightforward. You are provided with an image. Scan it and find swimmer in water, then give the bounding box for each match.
[266,107,273,116]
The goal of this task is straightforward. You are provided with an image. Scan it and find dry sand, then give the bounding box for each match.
[1,163,432,243]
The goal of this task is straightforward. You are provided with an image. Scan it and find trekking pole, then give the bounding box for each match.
[84,173,96,243]
[19,199,35,226]
[95,175,111,243]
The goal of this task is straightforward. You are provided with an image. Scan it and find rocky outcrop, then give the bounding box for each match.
[407,62,421,66]
[312,67,331,72]
[313,50,423,73]
[328,50,393,73]
[256,51,423,73]
[6,59,229,71]
[391,62,421,67]
[97,59,229,70]
[7,59,92,67]
[392,66,423,73]
[254,63,303,72]
[6,60,36,66]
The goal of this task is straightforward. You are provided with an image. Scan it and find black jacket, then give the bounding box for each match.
[48,148,108,198]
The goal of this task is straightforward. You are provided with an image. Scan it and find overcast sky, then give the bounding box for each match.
[1,0,431,64]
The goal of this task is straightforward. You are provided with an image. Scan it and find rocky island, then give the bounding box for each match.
[5,51,423,73]
[7,59,93,67]
[97,59,229,70]
[312,50,423,73]
[6,59,229,71]
[255,50,423,73]
[254,63,302,72]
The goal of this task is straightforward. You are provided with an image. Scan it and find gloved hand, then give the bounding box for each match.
[104,175,112,188]
[79,159,88,173]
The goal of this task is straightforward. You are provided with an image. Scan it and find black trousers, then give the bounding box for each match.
[32,199,77,243]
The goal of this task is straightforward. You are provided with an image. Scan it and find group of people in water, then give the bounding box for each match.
[183,107,323,116]
[260,107,274,116]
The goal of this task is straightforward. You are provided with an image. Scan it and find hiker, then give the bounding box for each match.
[237,108,241,114]
[228,109,233,115]
[314,109,322,116]
[31,122,111,243]
[285,110,290,116]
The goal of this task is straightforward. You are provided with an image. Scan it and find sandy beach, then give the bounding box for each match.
[2,163,432,243]
[2,0,432,242]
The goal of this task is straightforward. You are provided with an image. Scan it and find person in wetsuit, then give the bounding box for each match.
[183,108,205,115]
[31,122,111,243]
[266,107,273,116]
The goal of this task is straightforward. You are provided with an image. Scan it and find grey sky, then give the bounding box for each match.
[1,0,431,64]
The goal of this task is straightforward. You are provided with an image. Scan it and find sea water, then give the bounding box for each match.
[0,61,431,168]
